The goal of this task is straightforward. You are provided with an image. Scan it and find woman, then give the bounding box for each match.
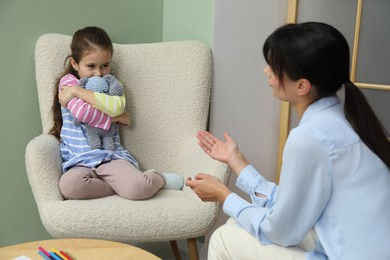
[186,22,390,260]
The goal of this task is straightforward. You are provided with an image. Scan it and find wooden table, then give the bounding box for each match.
[0,238,160,260]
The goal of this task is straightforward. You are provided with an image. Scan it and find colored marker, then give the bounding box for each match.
[60,250,73,260]
[38,246,51,258]
[37,250,52,260]
[49,251,62,260]
[51,247,66,259]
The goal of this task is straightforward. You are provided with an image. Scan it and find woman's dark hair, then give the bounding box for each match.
[263,22,390,169]
[49,26,113,141]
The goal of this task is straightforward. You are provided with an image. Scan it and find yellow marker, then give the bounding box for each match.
[50,247,67,259]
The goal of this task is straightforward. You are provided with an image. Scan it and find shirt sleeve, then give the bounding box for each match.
[223,129,332,247]
[60,74,112,130]
[93,92,126,117]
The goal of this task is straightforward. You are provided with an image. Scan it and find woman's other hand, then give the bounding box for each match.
[185,173,231,203]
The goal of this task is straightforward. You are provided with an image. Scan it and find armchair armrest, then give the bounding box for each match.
[25,134,64,203]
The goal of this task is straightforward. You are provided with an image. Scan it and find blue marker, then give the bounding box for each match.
[37,250,52,260]
[49,251,63,260]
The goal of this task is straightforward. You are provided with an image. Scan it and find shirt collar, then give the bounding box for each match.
[300,95,340,125]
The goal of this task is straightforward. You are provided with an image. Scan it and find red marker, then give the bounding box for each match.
[59,250,73,260]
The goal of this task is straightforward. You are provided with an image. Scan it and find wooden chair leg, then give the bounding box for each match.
[187,238,199,260]
[169,240,182,260]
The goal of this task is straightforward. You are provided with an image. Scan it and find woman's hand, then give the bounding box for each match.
[197,130,237,163]
[112,111,131,126]
[197,130,250,175]
[185,173,231,203]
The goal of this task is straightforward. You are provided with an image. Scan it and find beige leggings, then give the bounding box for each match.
[59,159,165,200]
[208,218,317,260]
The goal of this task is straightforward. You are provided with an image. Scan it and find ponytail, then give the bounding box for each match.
[49,77,63,141]
[344,81,390,168]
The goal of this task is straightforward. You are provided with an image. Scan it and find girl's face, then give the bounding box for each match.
[71,48,112,78]
[263,65,298,103]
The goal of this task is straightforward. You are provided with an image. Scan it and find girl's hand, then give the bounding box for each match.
[58,85,77,107]
[185,173,231,203]
[113,111,131,126]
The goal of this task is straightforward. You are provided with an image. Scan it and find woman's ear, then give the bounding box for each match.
[70,57,79,72]
[296,79,312,96]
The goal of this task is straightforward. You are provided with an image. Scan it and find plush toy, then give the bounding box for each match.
[74,74,124,150]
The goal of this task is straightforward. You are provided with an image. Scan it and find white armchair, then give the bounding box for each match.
[25,34,230,260]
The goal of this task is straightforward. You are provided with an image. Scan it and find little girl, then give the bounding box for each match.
[50,26,183,200]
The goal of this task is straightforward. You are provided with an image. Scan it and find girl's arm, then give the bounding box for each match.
[59,74,112,130]
[93,92,126,117]
[59,74,126,117]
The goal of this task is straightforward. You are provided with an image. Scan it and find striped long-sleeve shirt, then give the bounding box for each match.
[61,74,125,130]
[58,74,137,172]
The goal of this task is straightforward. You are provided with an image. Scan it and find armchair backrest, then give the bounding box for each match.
[35,34,213,172]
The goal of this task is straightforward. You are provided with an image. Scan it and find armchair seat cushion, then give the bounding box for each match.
[40,192,218,242]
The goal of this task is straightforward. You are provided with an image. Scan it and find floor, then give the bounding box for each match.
[132,239,208,260]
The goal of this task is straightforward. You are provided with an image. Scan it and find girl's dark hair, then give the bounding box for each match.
[49,26,113,141]
[263,22,390,169]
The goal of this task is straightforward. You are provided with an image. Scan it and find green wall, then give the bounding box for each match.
[0,0,213,247]
[163,0,214,47]
[0,0,163,246]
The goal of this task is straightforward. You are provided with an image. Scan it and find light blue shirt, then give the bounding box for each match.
[223,95,390,260]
